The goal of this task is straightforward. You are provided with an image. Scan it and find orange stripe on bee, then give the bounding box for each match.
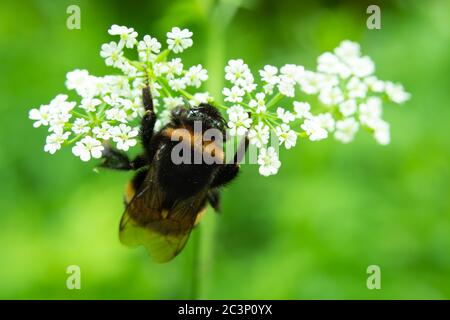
[162,127,224,162]
[124,181,136,205]
[161,209,169,219]
[194,207,207,226]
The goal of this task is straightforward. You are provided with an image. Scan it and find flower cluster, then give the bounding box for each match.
[222,40,410,175]
[29,25,208,162]
[29,26,410,176]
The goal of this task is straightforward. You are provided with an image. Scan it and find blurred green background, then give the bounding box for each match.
[0,0,449,299]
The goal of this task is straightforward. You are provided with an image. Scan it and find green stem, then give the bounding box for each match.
[72,111,90,119]
[190,225,201,299]
[189,0,242,300]
[178,88,194,100]
[157,79,173,97]
[66,133,83,145]
[266,92,284,109]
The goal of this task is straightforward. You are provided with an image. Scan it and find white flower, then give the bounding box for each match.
[223,86,245,103]
[118,98,133,110]
[338,99,357,117]
[103,77,131,97]
[119,61,138,77]
[52,93,72,109]
[280,64,304,83]
[364,76,385,92]
[321,74,340,89]
[168,78,187,91]
[259,65,279,85]
[184,64,208,88]
[100,41,124,67]
[80,98,102,112]
[29,34,411,162]
[293,101,312,119]
[317,52,347,76]
[123,97,144,119]
[105,107,128,123]
[72,118,90,134]
[258,147,281,176]
[149,82,162,98]
[82,76,103,98]
[108,24,138,48]
[334,40,361,62]
[275,124,297,149]
[359,97,382,125]
[166,58,183,79]
[153,62,169,76]
[225,59,253,87]
[298,71,321,95]
[319,86,344,106]
[49,94,72,110]
[370,119,390,145]
[385,82,411,104]
[29,105,51,127]
[301,117,328,141]
[316,113,335,131]
[48,112,72,133]
[44,130,70,154]
[259,65,279,94]
[263,84,274,95]
[227,105,245,118]
[167,27,193,53]
[65,70,101,97]
[163,96,184,109]
[66,69,89,91]
[349,56,375,78]
[334,118,359,143]
[248,92,267,114]
[90,76,108,96]
[189,92,211,106]
[103,93,121,107]
[92,123,112,140]
[278,77,296,97]
[110,124,139,151]
[240,75,256,93]
[138,35,161,61]
[317,52,338,69]
[72,136,104,162]
[248,122,270,148]
[227,105,252,136]
[347,77,367,98]
[276,107,295,123]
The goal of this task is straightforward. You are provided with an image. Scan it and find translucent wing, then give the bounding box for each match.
[119,168,207,263]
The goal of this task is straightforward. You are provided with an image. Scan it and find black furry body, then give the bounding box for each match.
[100,86,248,262]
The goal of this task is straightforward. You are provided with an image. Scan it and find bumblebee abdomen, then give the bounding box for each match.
[124,169,148,206]
[124,181,136,206]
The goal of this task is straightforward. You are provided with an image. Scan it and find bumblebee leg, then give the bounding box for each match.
[100,144,147,171]
[210,136,249,188]
[100,144,132,170]
[207,189,221,212]
[130,154,148,170]
[210,164,240,187]
[141,86,157,154]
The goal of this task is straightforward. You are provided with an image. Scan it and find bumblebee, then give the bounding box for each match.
[100,86,248,262]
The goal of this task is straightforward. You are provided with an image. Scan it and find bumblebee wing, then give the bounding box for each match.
[119,170,206,263]
[119,209,191,263]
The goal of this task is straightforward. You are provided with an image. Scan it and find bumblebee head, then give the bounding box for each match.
[170,103,226,133]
